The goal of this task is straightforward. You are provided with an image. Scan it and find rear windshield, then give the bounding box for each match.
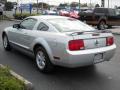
[94,8,108,14]
[48,18,95,32]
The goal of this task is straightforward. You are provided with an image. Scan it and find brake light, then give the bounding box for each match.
[69,40,84,51]
[106,37,114,46]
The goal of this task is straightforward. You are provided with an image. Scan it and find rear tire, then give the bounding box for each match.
[35,46,54,73]
[97,20,107,30]
[2,34,11,51]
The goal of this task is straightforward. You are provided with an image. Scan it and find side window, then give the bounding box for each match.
[37,22,49,31]
[20,18,37,30]
[94,8,105,14]
[115,10,120,15]
[109,9,116,16]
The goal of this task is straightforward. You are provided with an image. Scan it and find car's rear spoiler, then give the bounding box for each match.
[67,30,112,36]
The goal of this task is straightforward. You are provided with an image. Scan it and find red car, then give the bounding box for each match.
[69,10,80,19]
[59,10,70,17]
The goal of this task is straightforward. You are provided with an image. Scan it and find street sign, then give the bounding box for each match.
[20,4,32,14]
[20,4,32,10]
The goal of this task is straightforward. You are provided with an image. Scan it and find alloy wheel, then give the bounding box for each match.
[36,50,46,70]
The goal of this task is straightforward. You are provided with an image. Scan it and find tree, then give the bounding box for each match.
[117,6,120,9]
[57,3,69,10]
[70,2,78,7]
[33,2,49,9]
[5,2,13,11]
[58,3,68,8]
[114,5,118,9]
[95,4,100,8]
[81,3,88,7]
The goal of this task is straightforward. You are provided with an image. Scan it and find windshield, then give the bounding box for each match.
[48,18,95,32]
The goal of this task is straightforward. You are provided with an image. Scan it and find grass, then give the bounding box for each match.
[0,15,3,20]
[0,67,25,90]
[0,15,11,21]
[13,13,41,20]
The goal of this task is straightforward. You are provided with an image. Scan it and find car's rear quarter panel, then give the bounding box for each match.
[29,31,74,64]
[52,33,116,67]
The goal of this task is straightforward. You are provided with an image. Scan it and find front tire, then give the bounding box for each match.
[2,34,11,51]
[35,47,54,73]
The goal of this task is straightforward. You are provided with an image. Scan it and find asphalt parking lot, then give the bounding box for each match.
[0,20,120,90]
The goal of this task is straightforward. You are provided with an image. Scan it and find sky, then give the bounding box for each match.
[7,0,120,8]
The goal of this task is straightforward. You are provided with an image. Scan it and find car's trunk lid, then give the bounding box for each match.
[66,30,112,49]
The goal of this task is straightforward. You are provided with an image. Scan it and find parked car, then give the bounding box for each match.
[69,10,80,19]
[2,15,116,73]
[79,8,120,30]
[59,9,70,17]
[43,10,58,15]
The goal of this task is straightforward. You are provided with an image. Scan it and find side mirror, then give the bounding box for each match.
[13,24,20,29]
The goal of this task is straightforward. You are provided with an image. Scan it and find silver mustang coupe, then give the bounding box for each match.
[2,15,116,72]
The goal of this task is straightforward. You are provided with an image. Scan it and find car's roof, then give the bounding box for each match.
[29,15,68,20]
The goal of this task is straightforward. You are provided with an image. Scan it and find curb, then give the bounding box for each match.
[3,14,22,22]
[112,32,120,35]
[0,64,34,90]
[8,19,22,22]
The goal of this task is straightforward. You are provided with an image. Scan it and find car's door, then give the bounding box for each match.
[8,18,37,49]
[18,18,37,49]
[115,10,120,26]
[107,9,120,25]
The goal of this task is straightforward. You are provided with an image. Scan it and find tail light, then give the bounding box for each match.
[106,37,114,46]
[68,40,84,51]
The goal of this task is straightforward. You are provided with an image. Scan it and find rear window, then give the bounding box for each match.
[48,18,95,32]
[115,9,120,15]
[94,8,108,14]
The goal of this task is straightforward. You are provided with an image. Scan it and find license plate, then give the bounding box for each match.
[94,53,104,63]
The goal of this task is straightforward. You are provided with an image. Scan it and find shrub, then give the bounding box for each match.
[5,2,14,11]
[13,13,40,20]
[0,67,25,90]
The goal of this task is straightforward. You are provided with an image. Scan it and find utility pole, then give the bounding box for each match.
[108,0,109,8]
[90,0,91,9]
[14,0,19,15]
[79,0,80,12]
[41,0,43,14]
[101,0,105,7]
[37,0,38,14]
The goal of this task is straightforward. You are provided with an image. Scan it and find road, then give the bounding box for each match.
[0,21,120,90]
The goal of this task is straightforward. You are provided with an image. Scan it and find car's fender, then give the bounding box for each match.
[30,37,54,62]
[98,16,107,24]
[2,27,12,38]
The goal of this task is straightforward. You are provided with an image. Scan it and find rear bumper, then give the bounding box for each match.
[54,44,116,68]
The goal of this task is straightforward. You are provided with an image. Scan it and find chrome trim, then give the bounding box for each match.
[9,40,29,50]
